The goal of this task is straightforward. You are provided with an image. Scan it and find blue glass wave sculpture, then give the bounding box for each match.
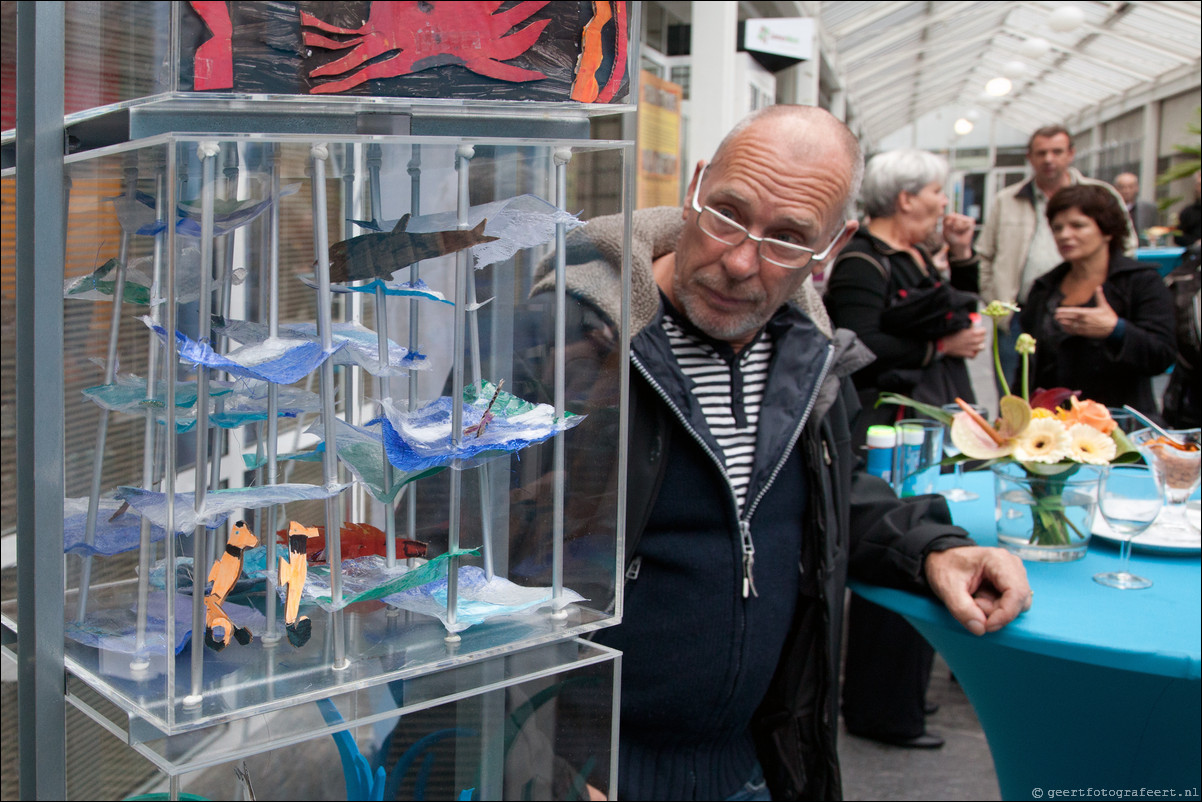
[117,482,348,534]
[142,317,345,385]
[211,317,425,377]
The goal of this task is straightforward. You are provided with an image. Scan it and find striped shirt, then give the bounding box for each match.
[662,310,773,513]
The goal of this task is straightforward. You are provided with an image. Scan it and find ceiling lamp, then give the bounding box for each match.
[1020,36,1051,59]
[986,77,1013,96]
[1049,5,1085,33]
[954,118,975,136]
[1002,60,1027,79]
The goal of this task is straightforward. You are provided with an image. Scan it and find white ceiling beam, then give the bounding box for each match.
[825,1,913,38]
[1143,1,1202,26]
[835,1,995,65]
[844,28,996,90]
[1015,0,1197,65]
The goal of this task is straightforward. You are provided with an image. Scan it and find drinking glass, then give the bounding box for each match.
[892,418,943,498]
[1129,427,1202,540]
[1093,465,1163,589]
[940,403,986,502]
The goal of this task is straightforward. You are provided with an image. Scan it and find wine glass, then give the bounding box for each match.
[939,403,986,502]
[1129,427,1202,541]
[1093,465,1163,589]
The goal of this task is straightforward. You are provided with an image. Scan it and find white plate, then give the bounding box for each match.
[1091,507,1202,555]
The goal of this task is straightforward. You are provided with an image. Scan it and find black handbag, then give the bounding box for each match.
[879,281,979,341]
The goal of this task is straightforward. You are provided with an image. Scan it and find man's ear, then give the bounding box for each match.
[830,219,858,256]
[682,161,707,220]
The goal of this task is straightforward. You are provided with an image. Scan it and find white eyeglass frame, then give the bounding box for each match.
[689,163,850,269]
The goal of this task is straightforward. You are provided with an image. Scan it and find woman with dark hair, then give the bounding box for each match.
[1020,184,1176,413]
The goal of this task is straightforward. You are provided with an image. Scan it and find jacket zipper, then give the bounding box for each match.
[631,342,836,597]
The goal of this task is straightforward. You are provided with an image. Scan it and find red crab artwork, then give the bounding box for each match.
[301,1,553,95]
[189,0,234,90]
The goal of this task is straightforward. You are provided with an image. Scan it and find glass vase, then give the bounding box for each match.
[993,463,1102,562]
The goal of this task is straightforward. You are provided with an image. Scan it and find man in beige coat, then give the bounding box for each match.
[977,125,1134,389]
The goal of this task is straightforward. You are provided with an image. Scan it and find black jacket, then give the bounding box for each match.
[1020,253,1176,413]
[824,229,979,444]
[530,208,974,800]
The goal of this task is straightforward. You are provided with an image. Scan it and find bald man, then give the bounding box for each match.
[538,105,1031,800]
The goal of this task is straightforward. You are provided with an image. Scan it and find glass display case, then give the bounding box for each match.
[3,130,629,735]
[69,639,620,800]
[2,2,636,797]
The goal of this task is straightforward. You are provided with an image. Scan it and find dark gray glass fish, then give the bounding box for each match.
[326,215,499,283]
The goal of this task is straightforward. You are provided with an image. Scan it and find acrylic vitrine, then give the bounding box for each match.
[0,127,631,737]
[68,638,620,800]
[1,4,636,790]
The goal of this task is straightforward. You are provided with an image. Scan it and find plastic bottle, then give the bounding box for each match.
[864,425,896,482]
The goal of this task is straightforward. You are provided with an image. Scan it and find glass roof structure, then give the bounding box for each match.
[814,1,1201,142]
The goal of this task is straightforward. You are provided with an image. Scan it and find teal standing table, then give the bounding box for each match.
[850,471,1201,801]
[1136,246,1187,277]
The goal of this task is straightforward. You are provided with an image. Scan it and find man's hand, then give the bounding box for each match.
[924,546,1032,635]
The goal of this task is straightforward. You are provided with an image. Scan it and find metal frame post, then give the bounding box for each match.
[15,1,67,797]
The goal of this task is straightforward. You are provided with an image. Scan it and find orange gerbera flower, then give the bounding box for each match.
[1057,396,1116,435]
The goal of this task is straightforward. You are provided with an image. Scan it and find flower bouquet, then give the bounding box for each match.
[879,302,1140,561]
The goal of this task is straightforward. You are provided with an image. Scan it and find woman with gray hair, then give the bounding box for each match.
[826,148,985,432]
[825,148,986,750]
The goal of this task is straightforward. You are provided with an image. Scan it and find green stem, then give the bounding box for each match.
[993,319,1012,398]
[1022,352,1029,403]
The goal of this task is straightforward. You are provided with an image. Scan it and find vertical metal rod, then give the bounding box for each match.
[551,148,572,612]
[445,144,475,639]
[343,150,366,526]
[186,142,220,705]
[133,167,168,665]
[465,236,495,580]
[164,146,180,730]
[311,143,348,668]
[15,3,66,795]
[262,144,282,644]
[76,161,137,621]
[206,150,239,561]
[366,144,399,569]
[405,146,422,569]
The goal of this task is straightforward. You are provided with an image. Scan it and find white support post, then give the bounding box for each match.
[687,1,740,168]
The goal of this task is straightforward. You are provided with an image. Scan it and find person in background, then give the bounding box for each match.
[1161,243,1200,430]
[1174,171,1201,247]
[1021,184,1175,415]
[977,125,1135,394]
[1113,172,1160,244]
[1164,171,1201,427]
[824,148,986,750]
[526,105,1031,800]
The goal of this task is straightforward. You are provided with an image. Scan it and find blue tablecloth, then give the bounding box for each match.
[850,470,1201,800]
[1136,246,1187,277]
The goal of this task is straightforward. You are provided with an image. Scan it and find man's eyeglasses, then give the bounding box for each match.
[690,164,849,270]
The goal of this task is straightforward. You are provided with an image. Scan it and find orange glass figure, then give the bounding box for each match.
[203,519,258,650]
[279,521,320,647]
